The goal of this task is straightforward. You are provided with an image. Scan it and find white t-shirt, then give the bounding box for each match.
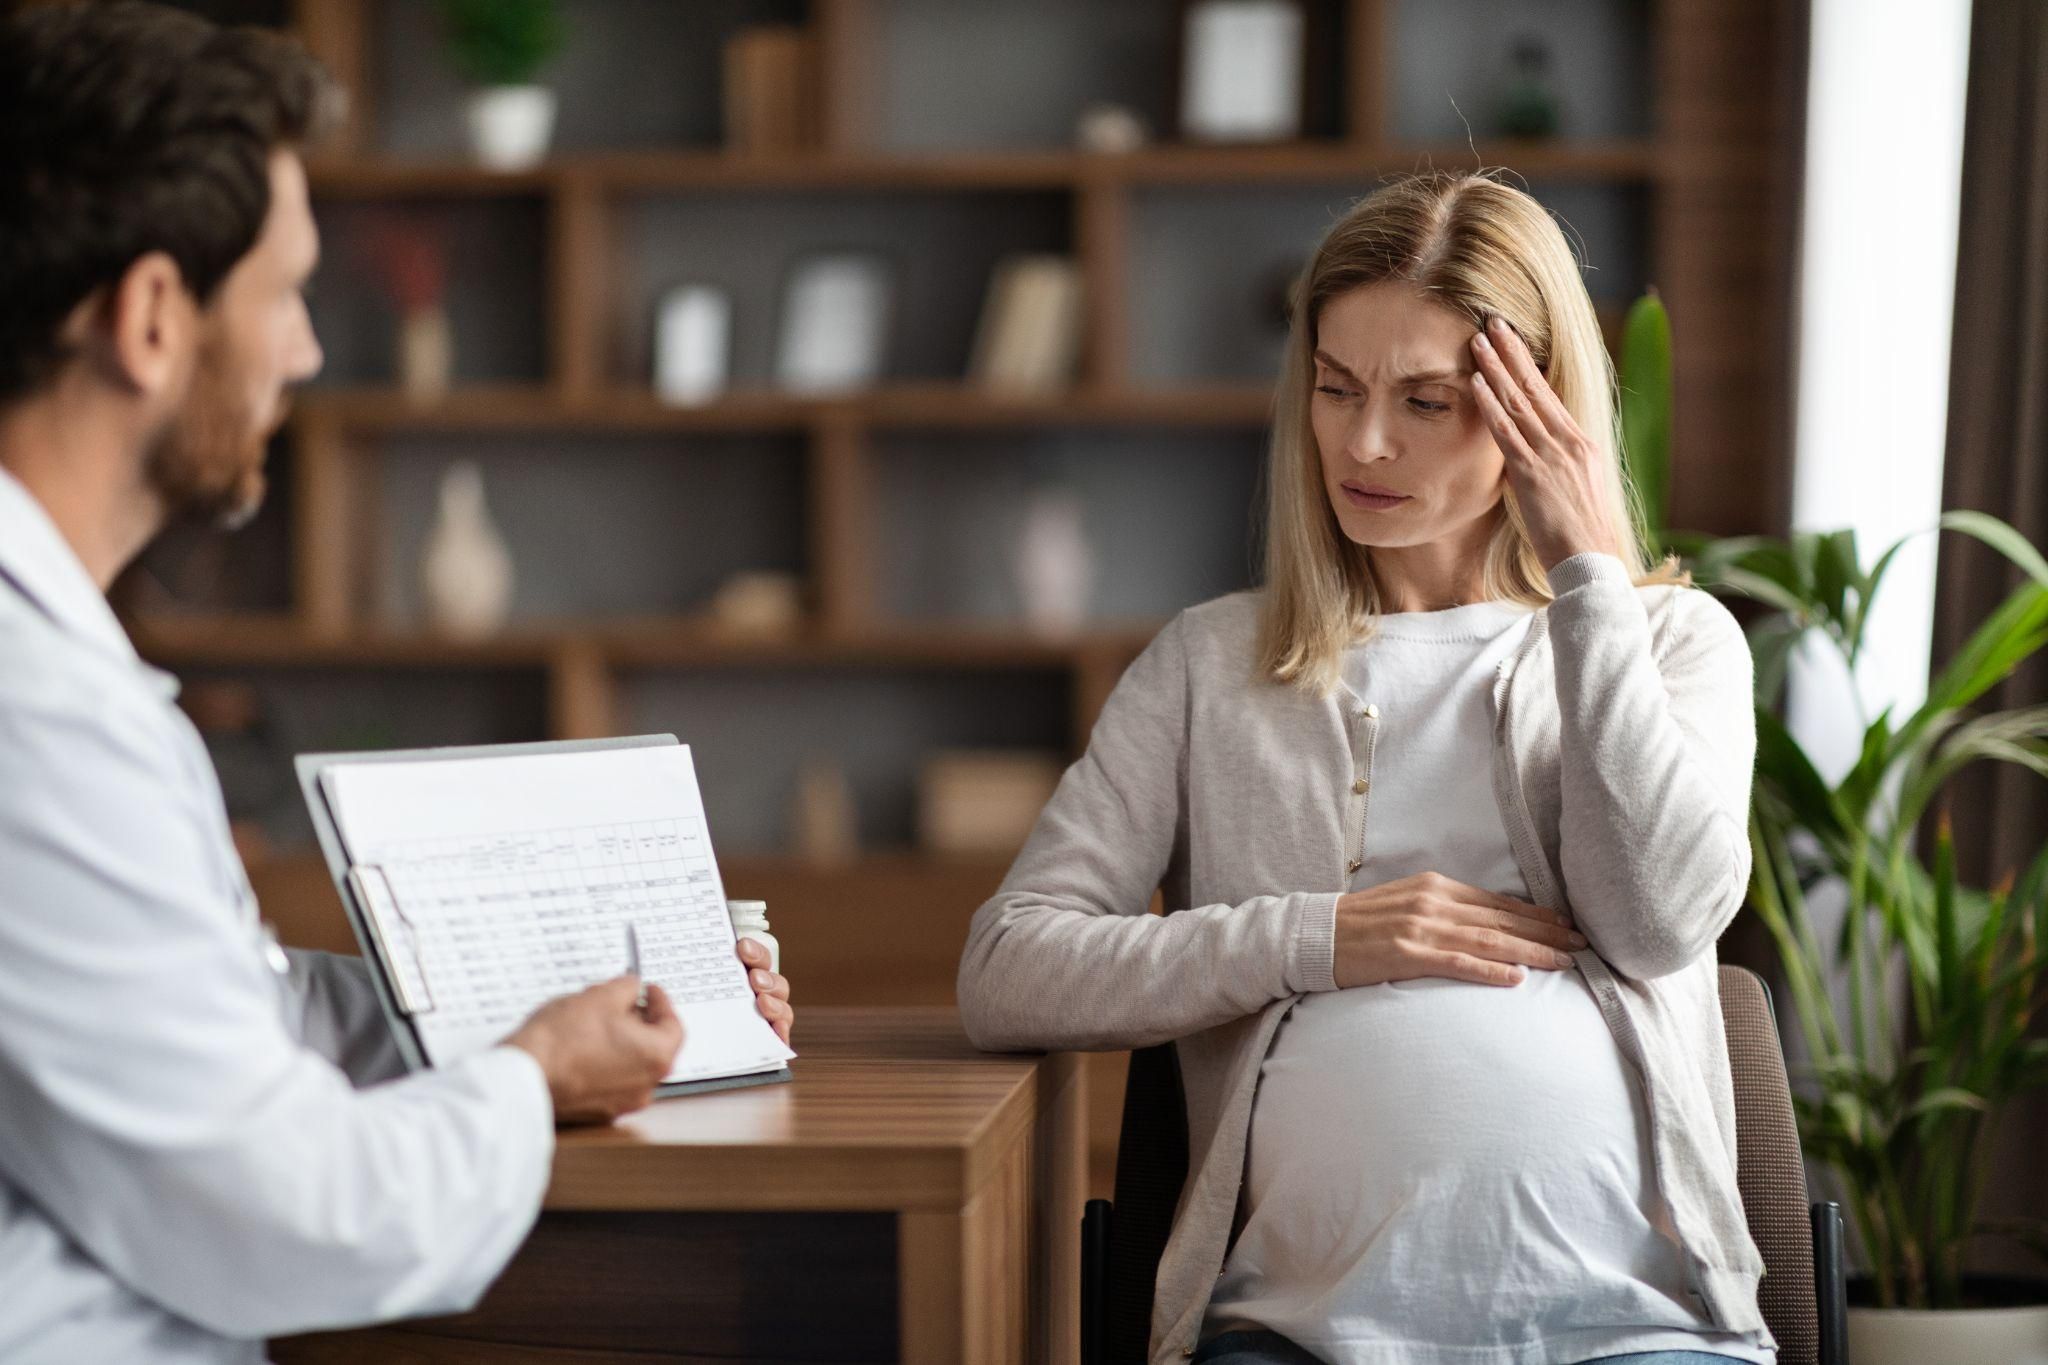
[1203,598,1775,1365]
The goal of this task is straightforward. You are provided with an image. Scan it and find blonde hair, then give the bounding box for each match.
[1257,170,1688,692]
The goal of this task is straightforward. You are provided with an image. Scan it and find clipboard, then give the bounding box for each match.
[295,734,793,1099]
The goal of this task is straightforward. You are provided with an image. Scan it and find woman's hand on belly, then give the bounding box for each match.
[1332,871,1588,988]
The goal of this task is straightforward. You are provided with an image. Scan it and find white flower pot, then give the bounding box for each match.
[1847,1301,2048,1365]
[464,85,556,171]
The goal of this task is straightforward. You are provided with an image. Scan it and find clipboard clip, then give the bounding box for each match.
[348,865,435,1016]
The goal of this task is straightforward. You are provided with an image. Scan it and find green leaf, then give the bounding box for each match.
[1748,619,1803,709]
[1815,529,1859,634]
[1838,704,1895,822]
[1618,292,1673,541]
[1900,584,2048,758]
[1754,704,1851,834]
[1904,1086,1990,1120]
[1824,1090,1878,1145]
[1934,815,1961,1004]
[1719,566,1813,621]
[1940,509,2048,589]
[438,0,563,87]
[1676,533,1771,584]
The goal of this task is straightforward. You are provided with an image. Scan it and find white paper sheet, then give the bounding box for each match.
[320,745,794,1085]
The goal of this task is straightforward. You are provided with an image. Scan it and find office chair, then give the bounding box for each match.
[1080,965,1848,1364]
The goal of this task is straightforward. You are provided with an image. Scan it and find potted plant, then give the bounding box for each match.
[1617,293,2048,1362]
[437,0,564,171]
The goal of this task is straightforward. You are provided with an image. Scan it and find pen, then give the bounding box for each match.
[625,922,648,1015]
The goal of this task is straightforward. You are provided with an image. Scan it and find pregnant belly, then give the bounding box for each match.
[1252,966,1645,1169]
[1222,967,1699,1341]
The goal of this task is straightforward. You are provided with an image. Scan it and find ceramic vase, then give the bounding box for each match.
[1014,487,1094,636]
[420,460,513,639]
[398,307,452,401]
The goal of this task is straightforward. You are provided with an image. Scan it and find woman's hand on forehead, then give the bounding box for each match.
[1467,314,1628,571]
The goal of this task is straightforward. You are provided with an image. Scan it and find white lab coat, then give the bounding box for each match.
[0,466,555,1363]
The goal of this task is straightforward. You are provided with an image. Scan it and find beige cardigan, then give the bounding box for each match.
[956,551,1771,1363]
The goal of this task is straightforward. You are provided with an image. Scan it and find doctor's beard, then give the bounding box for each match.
[143,329,282,534]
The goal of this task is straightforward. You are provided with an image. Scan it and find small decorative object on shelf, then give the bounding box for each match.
[1178,0,1306,143]
[791,758,858,866]
[1076,102,1149,155]
[1494,34,1561,140]
[438,0,564,170]
[722,25,817,156]
[969,255,1085,395]
[397,309,452,402]
[654,284,732,406]
[775,252,892,395]
[726,899,780,974]
[1014,486,1094,637]
[917,750,1063,857]
[419,460,514,640]
[708,570,803,638]
[361,212,451,401]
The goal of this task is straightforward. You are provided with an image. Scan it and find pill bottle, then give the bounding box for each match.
[727,899,779,975]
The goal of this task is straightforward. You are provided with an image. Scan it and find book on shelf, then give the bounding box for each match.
[722,25,817,156]
[967,255,1085,395]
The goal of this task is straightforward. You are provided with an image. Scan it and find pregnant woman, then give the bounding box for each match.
[956,171,1773,1365]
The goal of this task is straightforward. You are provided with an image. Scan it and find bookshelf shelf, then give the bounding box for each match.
[304,139,1664,198]
[291,383,1278,432]
[131,612,1156,672]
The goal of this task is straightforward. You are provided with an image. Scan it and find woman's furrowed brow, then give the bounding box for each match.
[1313,351,1471,383]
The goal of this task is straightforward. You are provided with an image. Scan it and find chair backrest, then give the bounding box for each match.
[1099,964,1819,1364]
[1718,963,1819,1363]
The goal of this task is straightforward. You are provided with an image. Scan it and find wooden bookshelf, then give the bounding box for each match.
[302,139,1666,197]
[287,382,1281,432]
[138,0,1804,1199]
[131,613,1157,674]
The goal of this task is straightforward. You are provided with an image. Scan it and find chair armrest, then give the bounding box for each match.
[1812,1200,1847,1365]
[1083,1199,1113,1365]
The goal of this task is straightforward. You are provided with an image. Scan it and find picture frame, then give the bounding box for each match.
[1176,0,1310,144]
[774,251,894,394]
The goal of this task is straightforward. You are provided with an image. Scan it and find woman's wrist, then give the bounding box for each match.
[1544,550,1631,595]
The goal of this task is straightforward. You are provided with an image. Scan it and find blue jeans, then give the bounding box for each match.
[1191,1332,1752,1365]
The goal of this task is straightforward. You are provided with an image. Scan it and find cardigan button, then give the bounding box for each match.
[1346,858,1362,874]
[1351,778,1368,794]
[1363,702,1380,719]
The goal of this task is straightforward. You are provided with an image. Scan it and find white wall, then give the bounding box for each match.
[1781,1,1975,1257]
[1785,0,1974,782]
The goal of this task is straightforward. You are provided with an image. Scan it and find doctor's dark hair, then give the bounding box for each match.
[0,1,340,402]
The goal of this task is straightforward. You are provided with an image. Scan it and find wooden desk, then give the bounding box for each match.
[273,1008,1085,1365]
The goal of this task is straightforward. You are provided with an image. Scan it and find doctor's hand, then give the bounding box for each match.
[1332,871,1587,989]
[505,976,684,1125]
[739,938,794,1046]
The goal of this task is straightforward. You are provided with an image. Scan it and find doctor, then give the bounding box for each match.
[0,4,795,1362]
